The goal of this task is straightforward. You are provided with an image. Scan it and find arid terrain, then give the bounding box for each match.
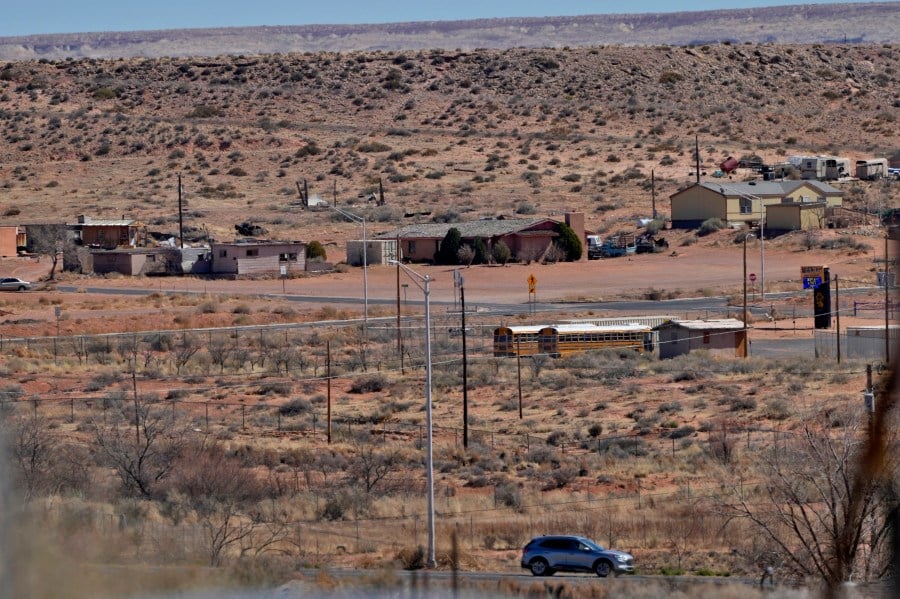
[0,10,899,599]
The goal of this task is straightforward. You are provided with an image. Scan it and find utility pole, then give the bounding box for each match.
[694,135,700,183]
[886,235,891,363]
[516,337,523,419]
[177,173,184,249]
[835,275,841,364]
[651,169,657,220]
[326,340,332,444]
[461,282,468,449]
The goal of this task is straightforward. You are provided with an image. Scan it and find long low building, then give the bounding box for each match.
[380,212,587,263]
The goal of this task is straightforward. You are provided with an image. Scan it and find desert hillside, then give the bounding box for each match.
[0,42,897,247]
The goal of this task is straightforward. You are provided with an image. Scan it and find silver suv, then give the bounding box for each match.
[521,535,634,577]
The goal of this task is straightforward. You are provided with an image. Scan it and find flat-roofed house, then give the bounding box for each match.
[210,239,306,276]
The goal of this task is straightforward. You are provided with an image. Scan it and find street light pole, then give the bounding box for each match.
[331,206,368,364]
[388,260,436,568]
[743,233,755,358]
[759,199,765,300]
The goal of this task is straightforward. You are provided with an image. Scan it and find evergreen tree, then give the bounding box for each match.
[555,222,583,262]
[473,238,490,264]
[435,227,462,265]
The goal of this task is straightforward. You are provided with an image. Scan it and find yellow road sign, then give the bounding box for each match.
[527,273,536,294]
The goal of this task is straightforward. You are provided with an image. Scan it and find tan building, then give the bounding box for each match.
[210,240,305,276]
[766,201,827,232]
[381,214,587,263]
[655,318,748,359]
[0,225,25,257]
[669,181,843,229]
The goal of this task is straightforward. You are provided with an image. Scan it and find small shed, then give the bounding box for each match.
[346,239,398,266]
[766,200,827,232]
[655,318,748,359]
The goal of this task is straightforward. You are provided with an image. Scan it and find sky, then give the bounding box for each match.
[1,0,871,37]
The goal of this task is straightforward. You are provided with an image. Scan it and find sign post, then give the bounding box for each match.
[749,273,757,301]
[280,264,287,293]
[527,274,537,314]
[802,266,831,329]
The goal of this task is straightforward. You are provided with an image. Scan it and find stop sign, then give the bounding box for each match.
[749,273,757,282]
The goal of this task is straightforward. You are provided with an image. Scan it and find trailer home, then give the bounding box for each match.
[855,158,888,180]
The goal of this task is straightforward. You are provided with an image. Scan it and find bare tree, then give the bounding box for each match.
[167,441,270,565]
[346,434,404,495]
[173,333,200,375]
[1,407,56,499]
[93,400,187,498]
[721,410,896,587]
[27,224,69,281]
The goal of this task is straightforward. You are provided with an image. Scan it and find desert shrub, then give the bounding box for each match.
[396,546,425,570]
[85,372,122,392]
[597,437,649,457]
[92,87,117,100]
[279,398,311,416]
[680,235,697,246]
[357,141,391,153]
[350,374,387,393]
[668,425,696,439]
[697,218,725,236]
[764,398,792,420]
[492,240,511,265]
[188,104,221,118]
[645,219,665,235]
[256,382,292,396]
[307,240,326,260]
[227,167,247,177]
[728,396,757,411]
[494,482,523,510]
[197,300,219,314]
[515,202,536,215]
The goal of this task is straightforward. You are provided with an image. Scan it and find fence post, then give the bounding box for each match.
[242,404,246,430]
[205,402,209,432]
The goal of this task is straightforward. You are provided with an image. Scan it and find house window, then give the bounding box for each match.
[279,253,298,261]
[408,241,416,254]
[739,198,752,214]
[219,250,228,258]
[702,332,710,345]
[246,248,258,257]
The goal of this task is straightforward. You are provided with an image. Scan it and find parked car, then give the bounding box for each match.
[521,535,634,578]
[0,277,31,291]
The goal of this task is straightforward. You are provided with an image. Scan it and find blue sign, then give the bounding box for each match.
[803,276,822,289]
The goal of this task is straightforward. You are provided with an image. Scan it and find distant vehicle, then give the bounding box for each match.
[586,235,603,260]
[493,324,654,358]
[600,234,636,258]
[855,158,888,181]
[0,277,31,291]
[521,535,634,577]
